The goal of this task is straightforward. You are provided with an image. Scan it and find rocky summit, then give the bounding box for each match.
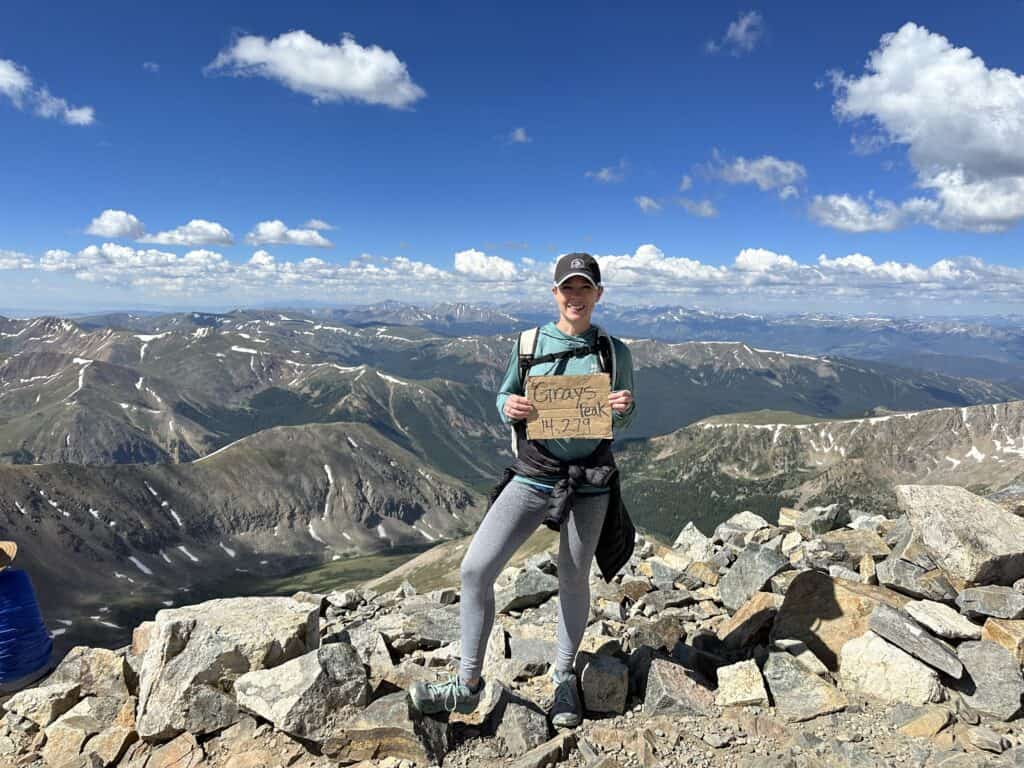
[6,484,1024,767]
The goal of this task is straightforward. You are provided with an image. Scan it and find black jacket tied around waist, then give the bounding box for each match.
[487,422,636,583]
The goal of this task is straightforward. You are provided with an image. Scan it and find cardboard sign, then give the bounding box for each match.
[526,373,613,440]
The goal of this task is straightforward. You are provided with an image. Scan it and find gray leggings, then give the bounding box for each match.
[458,480,609,682]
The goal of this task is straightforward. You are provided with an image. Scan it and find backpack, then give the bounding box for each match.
[510,326,617,456]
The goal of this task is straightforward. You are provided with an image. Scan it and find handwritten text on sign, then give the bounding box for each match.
[526,373,613,440]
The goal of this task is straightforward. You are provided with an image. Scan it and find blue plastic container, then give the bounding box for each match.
[0,569,53,690]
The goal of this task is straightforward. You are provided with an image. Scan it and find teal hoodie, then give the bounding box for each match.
[496,322,636,494]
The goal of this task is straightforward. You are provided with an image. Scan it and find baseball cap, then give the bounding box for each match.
[554,252,602,287]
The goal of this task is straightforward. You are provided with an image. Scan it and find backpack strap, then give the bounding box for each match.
[596,326,617,386]
[517,327,540,382]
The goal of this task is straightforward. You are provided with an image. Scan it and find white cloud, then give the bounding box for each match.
[143,61,160,73]
[679,175,693,192]
[0,58,95,126]
[86,210,145,239]
[0,59,31,103]
[586,160,627,183]
[206,31,425,109]
[0,250,34,270]
[453,249,518,281]
[139,220,234,246]
[508,127,531,144]
[678,198,718,218]
[709,150,806,197]
[827,22,1024,232]
[7,239,1024,306]
[734,248,797,272]
[304,218,334,231]
[808,193,939,233]
[635,196,662,214]
[707,11,765,56]
[246,220,333,247]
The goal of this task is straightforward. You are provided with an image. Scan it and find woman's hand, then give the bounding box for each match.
[503,394,534,421]
[609,389,633,413]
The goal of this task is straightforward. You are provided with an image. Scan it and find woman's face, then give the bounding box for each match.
[552,276,603,326]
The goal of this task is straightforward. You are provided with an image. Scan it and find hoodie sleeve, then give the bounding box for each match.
[611,338,636,431]
[496,339,524,425]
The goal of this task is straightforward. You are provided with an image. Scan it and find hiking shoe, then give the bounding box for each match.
[550,671,581,728]
[408,673,483,715]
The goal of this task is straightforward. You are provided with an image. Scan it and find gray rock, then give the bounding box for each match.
[795,504,842,538]
[719,545,790,612]
[672,522,714,568]
[713,511,771,546]
[867,604,963,678]
[2,682,81,728]
[839,631,943,706]
[636,589,694,615]
[495,567,559,613]
[955,640,1024,721]
[966,725,1008,753]
[323,692,450,766]
[904,599,983,640]
[956,586,1024,620]
[829,565,862,582]
[876,558,957,601]
[45,646,128,699]
[642,658,715,716]
[327,588,363,610]
[576,653,629,714]
[495,692,550,756]
[715,660,769,707]
[136,596,319,742]
[896,484,1024,587]
[375,602,461,653]
[762,652,848,722]
[234,643,369,742]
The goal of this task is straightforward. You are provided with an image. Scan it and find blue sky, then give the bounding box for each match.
[3,1,1024,315]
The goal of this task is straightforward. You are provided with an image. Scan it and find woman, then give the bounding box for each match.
[409,252,636,728]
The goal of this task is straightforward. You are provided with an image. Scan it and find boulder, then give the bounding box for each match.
[642,658,715,716]
[718,545,790,613]
[897,706,951,738]
[904,600,983,641]
[867,604,962,678]
[46,646,128,699]
[145,733,204,768]
[716,592,783,650]
[777,507,801,529]
[981,618,1024,665]
[234,643,369,742]
[839,631,944,705]
[136,597,319,742]
[956,586,1024,620]
[322,692,450,766]
[876,558,957,602]
[374,602,461,653]
[495,567,559,613]
[715,660,769,708]
[762,652,848,722]
[896,485,1024,588]
[771,638,830,678]
[671,522,714,567]
[713,511,771,545]
[819,529,891,561]
[770,570,908,671]
[494,692,549,756]
[954,640,1024,721]
[794,504,842,539]
[2,682,80,728]
[577,653,629,714]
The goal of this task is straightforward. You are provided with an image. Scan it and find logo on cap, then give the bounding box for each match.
[570,258,585,269]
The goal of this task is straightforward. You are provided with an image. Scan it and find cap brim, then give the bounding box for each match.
[554,272,599,287]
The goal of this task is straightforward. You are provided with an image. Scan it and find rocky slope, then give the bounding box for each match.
[6,484,1024,767]
[620,399,1024,543]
